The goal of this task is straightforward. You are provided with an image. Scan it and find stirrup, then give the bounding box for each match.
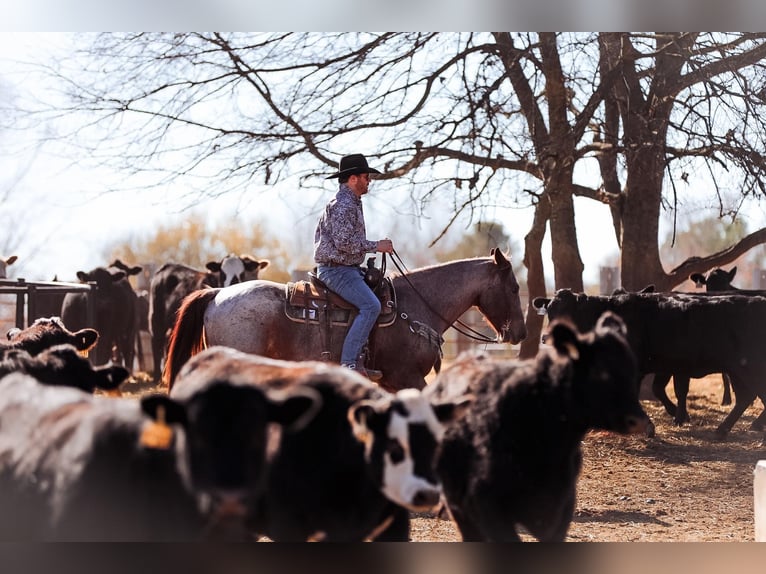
[342,362,383,382]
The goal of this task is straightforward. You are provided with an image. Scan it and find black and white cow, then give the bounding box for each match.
[170,347,472,541]
[148,254,269,383]
[0,363,318,540]
[428,312,651,542]
[534,288,766,438]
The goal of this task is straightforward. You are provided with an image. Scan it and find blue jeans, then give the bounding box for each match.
[316,265,381,365]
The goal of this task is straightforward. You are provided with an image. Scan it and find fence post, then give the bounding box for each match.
[14,278,26,328]
[86,282,97,328]
[27,284,37,326]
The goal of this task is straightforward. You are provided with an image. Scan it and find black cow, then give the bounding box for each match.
[427,312,650,542]
[0,363,318,540]
[148,254,269,383]
[534,289,766,438]
[170,347,471,541]
[0,345,129,393]
[60,265,136,367]
[5,316,99,356]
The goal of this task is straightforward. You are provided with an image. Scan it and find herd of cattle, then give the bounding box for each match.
[0,254,761,541]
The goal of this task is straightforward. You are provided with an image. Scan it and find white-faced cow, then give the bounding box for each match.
[0,255,17,279]
[534,288,766,439]
[170,347,472,541]
[148,254,269,383]
[0,359,318,540]
[428,312,650,542]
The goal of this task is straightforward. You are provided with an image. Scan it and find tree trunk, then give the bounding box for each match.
[518,197,550,359]
[620,148,666,291]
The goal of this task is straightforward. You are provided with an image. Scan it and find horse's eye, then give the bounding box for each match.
[387,438,405,464]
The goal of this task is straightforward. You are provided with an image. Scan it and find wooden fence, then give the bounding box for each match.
[0,278,96,333]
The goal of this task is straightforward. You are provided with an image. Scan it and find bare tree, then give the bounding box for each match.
[30,32,766,356]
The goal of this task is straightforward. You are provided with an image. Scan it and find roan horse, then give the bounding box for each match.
[163,249,527,393]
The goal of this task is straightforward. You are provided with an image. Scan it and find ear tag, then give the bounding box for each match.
[352,427,371,445]
[105,388,123,398]
[78,349,89,358]
[140,405,174,450]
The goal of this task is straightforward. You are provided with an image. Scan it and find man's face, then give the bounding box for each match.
[348,172,371,197]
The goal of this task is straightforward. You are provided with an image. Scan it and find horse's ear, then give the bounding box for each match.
[491,248,510,269]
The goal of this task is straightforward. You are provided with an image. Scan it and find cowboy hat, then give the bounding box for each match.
[325,154,382,179]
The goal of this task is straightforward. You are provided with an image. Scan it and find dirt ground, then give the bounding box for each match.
[121,372,765,542]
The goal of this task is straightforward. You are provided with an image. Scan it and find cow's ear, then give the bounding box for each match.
[93,365,130,392]
[75,328,99,350]
[690,273,706,287]
[347,400,379,446]
[141,394,187,426]
[728,267,737,282]
[595,311,627,338]
[6,255,17,266]
[268,386,322,432]
[6,327,21,340]
[547,320,580,360]
[76,271,89,282]
[205,261,222,273]
[432,394,474,424]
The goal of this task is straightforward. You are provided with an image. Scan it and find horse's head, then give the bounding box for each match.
[476,249,527,344]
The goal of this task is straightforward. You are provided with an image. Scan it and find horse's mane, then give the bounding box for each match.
[387,255,497,279]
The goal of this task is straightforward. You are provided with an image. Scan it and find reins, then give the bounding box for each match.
[387,249,499,344]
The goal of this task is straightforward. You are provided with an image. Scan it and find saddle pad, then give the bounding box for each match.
[284,280,396,328]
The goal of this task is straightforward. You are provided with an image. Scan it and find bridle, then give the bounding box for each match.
[387,249,500,344]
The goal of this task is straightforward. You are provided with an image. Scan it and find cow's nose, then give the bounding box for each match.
[411,489,441,510]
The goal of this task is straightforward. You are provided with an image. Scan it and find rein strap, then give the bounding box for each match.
[389,249,498,344]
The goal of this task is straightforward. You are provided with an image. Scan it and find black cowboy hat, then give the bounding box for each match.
[325,154,382,179]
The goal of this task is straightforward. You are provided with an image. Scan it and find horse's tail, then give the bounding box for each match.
[163,288,219,391]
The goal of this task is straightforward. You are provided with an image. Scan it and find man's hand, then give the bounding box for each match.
[377,238,394,254]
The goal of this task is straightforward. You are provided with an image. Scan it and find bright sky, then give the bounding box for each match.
[2,31,763,289]
[0,33,626,288]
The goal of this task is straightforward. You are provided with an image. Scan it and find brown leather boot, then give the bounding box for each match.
[342,360,382,382]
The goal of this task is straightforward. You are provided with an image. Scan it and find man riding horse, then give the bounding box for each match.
[313,153,394,380]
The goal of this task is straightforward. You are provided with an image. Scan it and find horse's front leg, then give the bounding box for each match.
[378,372,427,393]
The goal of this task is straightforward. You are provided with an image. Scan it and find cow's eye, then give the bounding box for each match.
[387,438,405,464]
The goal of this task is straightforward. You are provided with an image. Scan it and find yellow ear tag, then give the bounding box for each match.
[78,349,89,358]
[140,405,174,450]
[105,388,123,398]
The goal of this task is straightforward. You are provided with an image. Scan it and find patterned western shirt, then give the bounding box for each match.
[314,184,378,266]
